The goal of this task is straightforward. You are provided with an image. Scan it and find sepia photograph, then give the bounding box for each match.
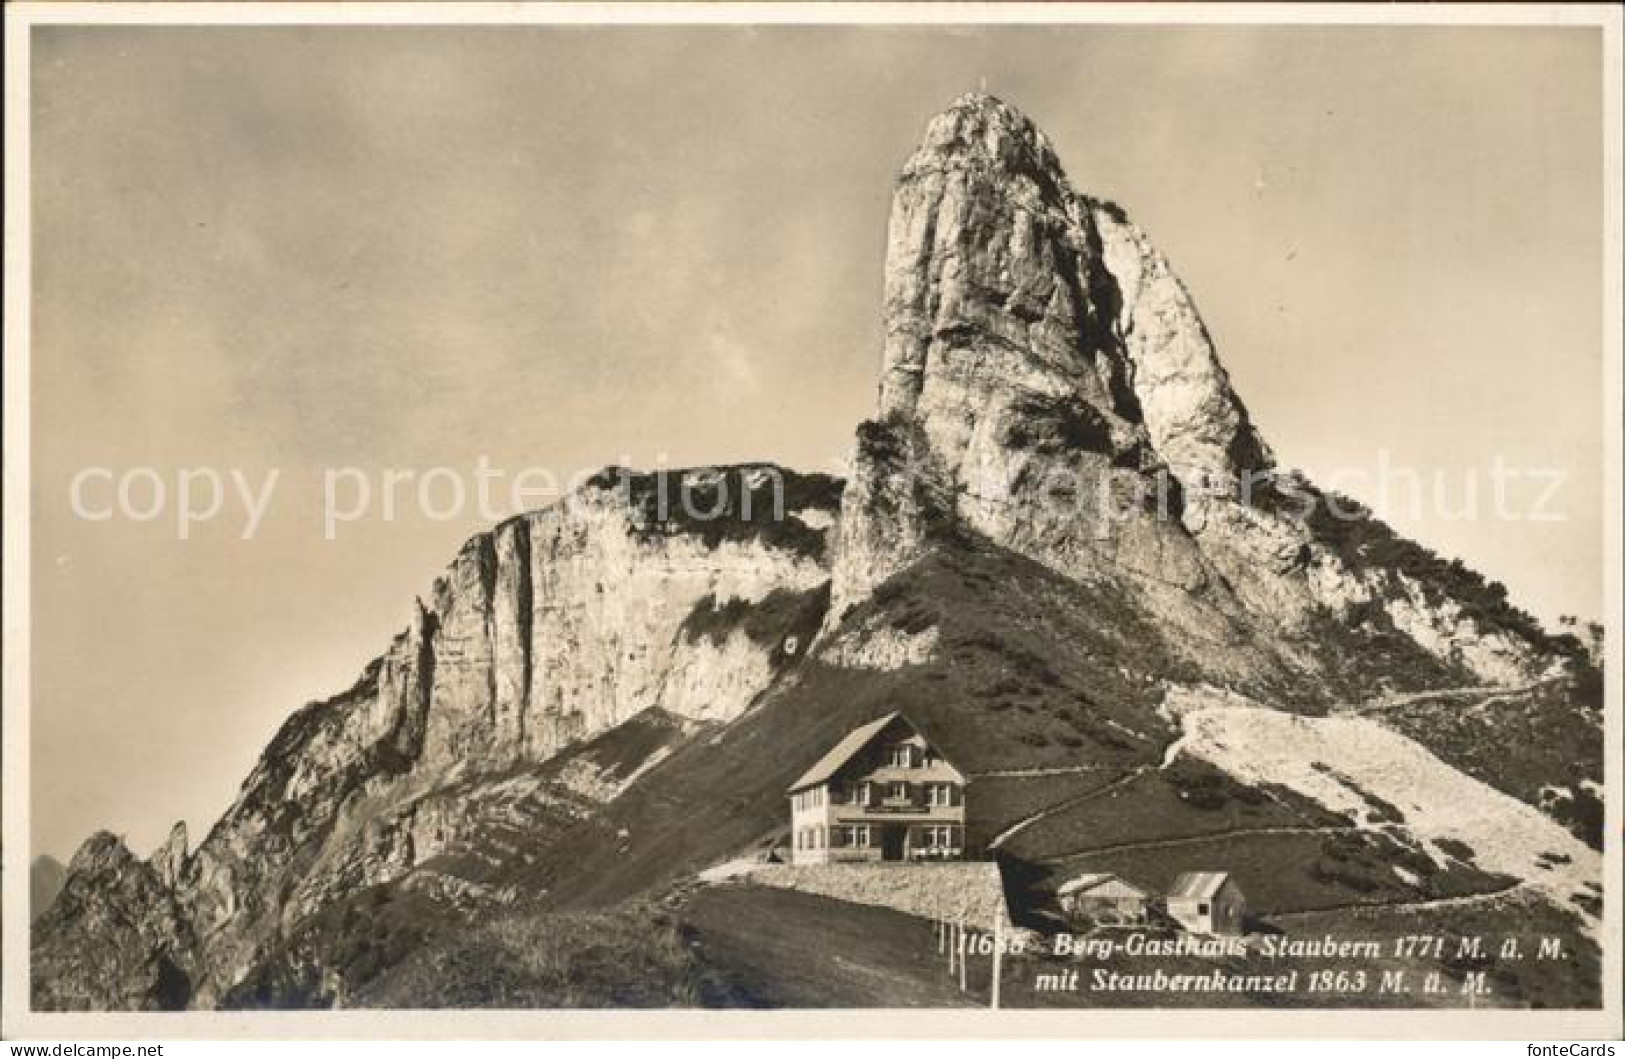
[3,2,1620,1045]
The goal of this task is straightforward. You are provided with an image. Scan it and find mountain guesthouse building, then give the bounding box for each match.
[787,713,966,865]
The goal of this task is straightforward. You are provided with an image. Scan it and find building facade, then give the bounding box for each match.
[1056,873,1151,926]
[787,713,967,865]
[1166,871,1247,936]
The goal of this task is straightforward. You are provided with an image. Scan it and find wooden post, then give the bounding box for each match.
[990,914,1003,1010]
[949,916,962,994]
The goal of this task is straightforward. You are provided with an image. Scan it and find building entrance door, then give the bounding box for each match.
[881,825,905,861]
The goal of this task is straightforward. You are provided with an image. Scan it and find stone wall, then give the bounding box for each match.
[751,862,1012,931]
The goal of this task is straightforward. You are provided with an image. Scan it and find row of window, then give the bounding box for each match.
[792,787,827,812]
[852,780,959,806]
[796,781,961,811]
[886,744,938,769]
[792,825,963,850]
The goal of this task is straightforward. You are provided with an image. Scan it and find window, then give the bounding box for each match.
[920,825,958,849]
[889,781,909,801]
[851,824,869,847]
[1197,902,1211,916]
[927,783,954,807]
[890,745,914,768]
[856,782,871,806]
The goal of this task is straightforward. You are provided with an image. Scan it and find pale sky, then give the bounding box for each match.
[30,24,1604,861]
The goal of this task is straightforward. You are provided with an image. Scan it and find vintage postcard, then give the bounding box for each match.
[3,2,1621,1042]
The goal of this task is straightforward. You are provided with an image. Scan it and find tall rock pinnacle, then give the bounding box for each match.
[878,92,1269,500]
[839,93,1251,608]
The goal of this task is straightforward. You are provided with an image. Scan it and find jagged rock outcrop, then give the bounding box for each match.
[32,834,197,1010]
[150,822,188,891]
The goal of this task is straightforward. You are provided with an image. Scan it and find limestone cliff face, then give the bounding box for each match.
[40,466,839,1006]
[410,468,833,772]
[835,93,1547,684]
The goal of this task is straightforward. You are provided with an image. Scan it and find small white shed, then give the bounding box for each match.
[1166,871,1246,936]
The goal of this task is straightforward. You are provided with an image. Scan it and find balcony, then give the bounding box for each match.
[830,802,964,823]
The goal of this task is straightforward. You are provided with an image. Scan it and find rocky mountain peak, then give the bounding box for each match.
[901,93,1074,200]
[66,831,138,875]
[879,92,1118,437]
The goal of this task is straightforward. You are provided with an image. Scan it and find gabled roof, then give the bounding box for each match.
[787,712,948,793]
[1056,873,1147,899]
[1168,871,1233,902]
